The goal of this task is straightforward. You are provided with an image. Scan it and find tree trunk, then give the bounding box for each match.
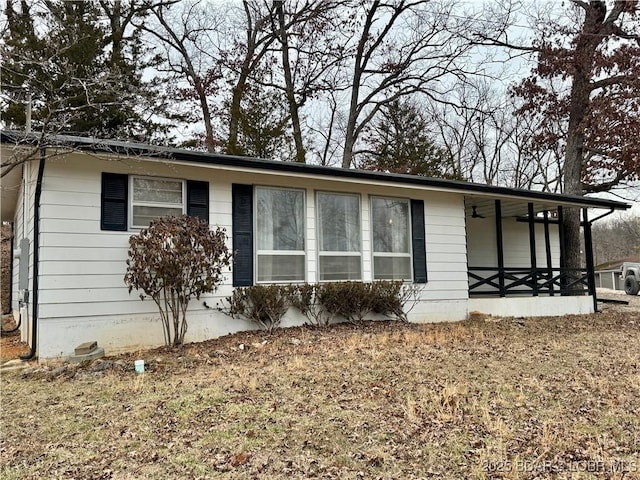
[196,82,216,152]
[107,1,124,64]
[561,2,606,292]
[341,118,358,168]
[227,33,259,156]
[227,0,258,156]
[563,76,589,289]
[276,2,305,163]
[340,14,367,169]
[227,80,245,155]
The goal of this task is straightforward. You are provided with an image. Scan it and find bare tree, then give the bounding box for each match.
[274,0,304,162]
[425,77,570,191]
[269,0,346,163]
[225,0,347,160]
[223,1,280,155]
[138,0,224,151]
[1,131,70,179]
[337,0,481,168]
[592,214,640,266]
[426,81,506,184]
[306,89,344,166]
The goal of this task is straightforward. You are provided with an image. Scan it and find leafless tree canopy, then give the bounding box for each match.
[2,0,639,211]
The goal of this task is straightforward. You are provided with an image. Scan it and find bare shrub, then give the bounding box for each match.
[220,281,422,331]
[370,281,404,319]
[373,282,424,322]
[1,223,12,314]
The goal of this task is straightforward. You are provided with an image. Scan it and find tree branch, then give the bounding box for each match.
[590,74,640,90]
[582,171,625,193]
[471,34,538,53]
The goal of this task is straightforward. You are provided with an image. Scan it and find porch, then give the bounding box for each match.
[464,197,604,314]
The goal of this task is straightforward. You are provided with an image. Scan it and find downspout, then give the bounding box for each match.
[20,148,45,360]
[586,207,614,225]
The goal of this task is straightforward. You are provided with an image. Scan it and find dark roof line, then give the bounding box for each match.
[1,130,631,210]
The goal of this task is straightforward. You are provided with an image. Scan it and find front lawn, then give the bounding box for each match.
[2,307,639,479]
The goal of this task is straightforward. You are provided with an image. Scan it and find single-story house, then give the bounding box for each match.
[1,131,630,359]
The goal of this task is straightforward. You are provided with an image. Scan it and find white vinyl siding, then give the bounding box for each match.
[316,192,362,281]
[370,196,412,281]
[466,217,560,269]
[255,186,306,282]
[33,153,472,358]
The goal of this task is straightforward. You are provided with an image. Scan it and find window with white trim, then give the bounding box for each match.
[371,196,412,280]
[255,186,305,282]
[130,176,185,228]
[317,192,362,281]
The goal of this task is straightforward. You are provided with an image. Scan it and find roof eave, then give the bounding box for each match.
[0,130,631,212]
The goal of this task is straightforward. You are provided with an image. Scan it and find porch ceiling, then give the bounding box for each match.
[463,195,598,219]
[1,165,21,222]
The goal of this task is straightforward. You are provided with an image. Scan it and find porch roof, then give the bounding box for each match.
[461,194,615,219]
[1,130,631,220]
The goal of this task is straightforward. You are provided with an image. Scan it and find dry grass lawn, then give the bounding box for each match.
[2,302,640,479]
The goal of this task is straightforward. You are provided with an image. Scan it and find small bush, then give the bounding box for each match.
[316,282,375,324]
[220,284,289,333]
[371,281,405,320]
[219,281,421,332]
[374,282,424,321]
[287,284,329,326]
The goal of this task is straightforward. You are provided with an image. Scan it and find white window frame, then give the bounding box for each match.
[254,186,307,284]
[316,191,363,282]
[129,175,186,229]
[370,195,413,281]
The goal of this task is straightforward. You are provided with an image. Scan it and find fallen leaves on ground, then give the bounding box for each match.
[2,306,640,479]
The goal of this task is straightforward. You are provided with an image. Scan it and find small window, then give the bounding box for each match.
[371,196,412,280]
[255,187,306,282]
[130,176,185,228]
[317,192,361,281]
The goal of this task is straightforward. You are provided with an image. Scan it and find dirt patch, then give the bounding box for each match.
[2,310,640,479]
[1,315,29,362]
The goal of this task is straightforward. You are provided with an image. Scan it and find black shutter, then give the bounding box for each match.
[101,173,128,231]
[232,184,254,287]
[411,199,427,283]
[187,180,209,223]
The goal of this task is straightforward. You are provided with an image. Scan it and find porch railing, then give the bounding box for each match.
[468,267,591,297]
